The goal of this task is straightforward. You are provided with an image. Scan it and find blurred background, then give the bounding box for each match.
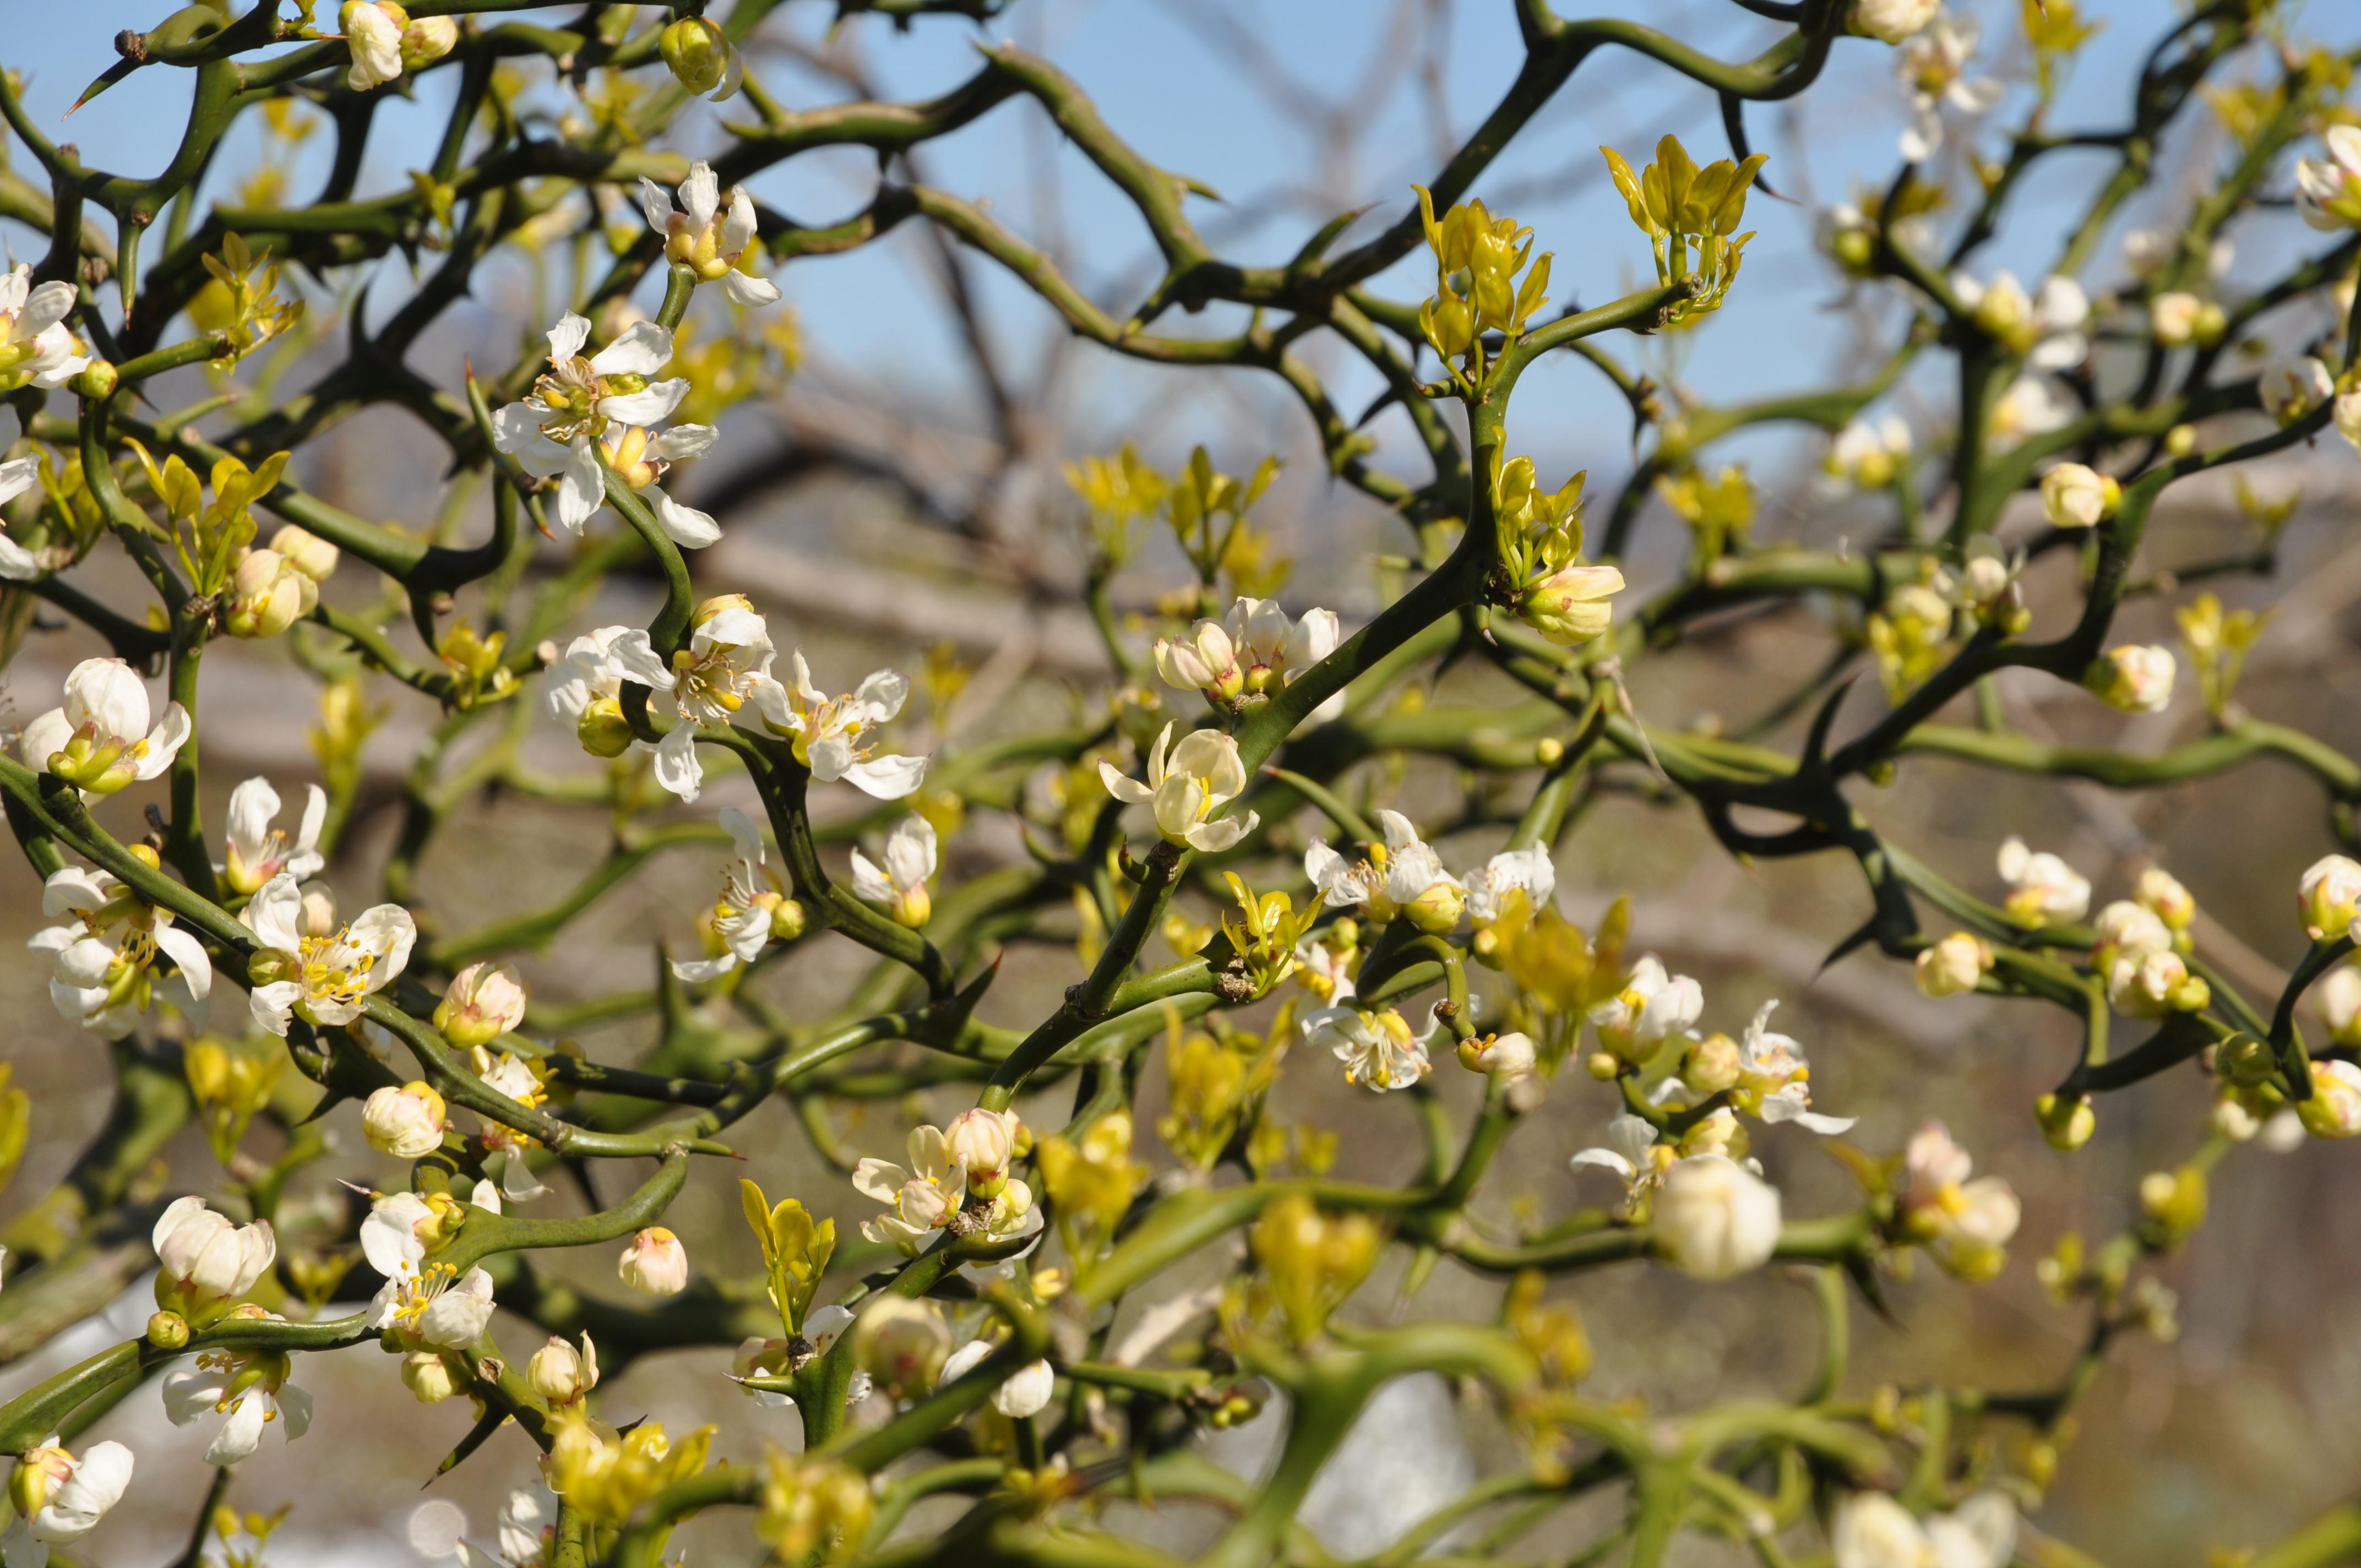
[4,1,2361,1562]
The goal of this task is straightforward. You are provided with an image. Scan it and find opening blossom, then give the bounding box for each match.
[854,1124,1035,1254]
[363,1192,497,1348]
[1898,1121,2021,1279]
[491,314,693,536]
[2087,644,2175,714]
[1570,1114,1675,1209]
[220,777,327,896]
[1098,722,1259,853]
[939,1338,1057,1419]
[619,1227,690,1295]
[339,2,456,92]
[153,1195,276,1321]
[32,855,213,1039]
[242,872,418,1036]
[1588,954,1704,1064]
[1305,809,1463,930]
[19,658,191,798]
[362,1081,448,1159]
[1731,1001,1856,1134]
[2295,126,2361,232]
[1914,931,1992,998]
[1832,1491,2015,1568]
[851,815,937,928]
[1996,837,2090,924]
[2039,461,2118,530]
[640,161,781,306]
[2299,854,2361,940]
[3,1439,133,1568]
[673,807,803,982]
[1465,843,1555,941]
[0,263,90,393]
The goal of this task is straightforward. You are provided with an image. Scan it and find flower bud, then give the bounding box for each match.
[575,694,636,758]
[2299,854,2361,939]
[2298,1059,2361,1138]
[1850,0,1939,44]
[2039,462,2118,530]
[2035,1091,2095,1152]
[769,897,808,943]
[527,1333,599,1406]
[2136,867,2194,929]
[224,549,311,639]
[9,1445,73,1521]
[2085,645,2175,714]
[401,1349,459,1404]
[1678,1032,1743,1095]
[362,1081,447,1159]
[433,962,527,1050]
[618,1227,688,1295]
[944,1108,1019,1200]
[993,1358,1057,1419]
[1459,1030,1537,1078]
[269,524,340,583]
[2136,1165,2207,1248]
[658,16,735,97]
[1584,1050,1621,1081]
[2320,966,2361,1048]
[1399,878,1466,937]
[146,1309,191,1349]
[1914,931,1992,998]
[2149,291,2221,348]
[400,13,457,71]
[1152,621,1242,702]
[1521,564,1625,647]
[69,360,118,400]
[1653,1156,1781,1281]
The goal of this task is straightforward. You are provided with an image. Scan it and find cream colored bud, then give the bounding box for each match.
[362,1081,447,1158]
[1653,1155,1781,1281]
[2300,854,2361,940]
[2136,867,2195,929]
[2039,462,2118,530]
[2086,645,2175,714]
[944,1108,1018,1197]
[1914,932,1992,998]
[2299,1059,2361,1138]
[433,961,527,1050]
[401,1350,459,1403]
[400,13,457,71]
[2035,1092,2096,1151]
[269,524,340,582]
[1522,564,1625,647]
[618,1227,688,1295]
[1679,1032,1743,1095]
[224,549,309,639]
[526,1333,598,1406]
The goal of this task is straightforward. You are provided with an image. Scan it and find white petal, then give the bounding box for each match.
[669,953,739,982]
[720,270,781,307]
[587,321,673,379]
[556,441,605,533]
[249,979,302,1036]
[162,1365,231,1427]
[546,314,591,367]
[204,1395,269,1464]
[654,423,720,461]
[651,490,721,548]
[637,177,674,235]
[652,724,704,802]
[842,753,927,799]
[680,163,720,232]
[153,924,214,1000]
[848,848,895,905]
[597,378,689,427]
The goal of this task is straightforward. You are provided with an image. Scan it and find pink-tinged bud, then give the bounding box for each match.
[618,1227,689,1295]
[527,1332,599,1405]
[433,962,527,1049]
[943,1108,1018,1198]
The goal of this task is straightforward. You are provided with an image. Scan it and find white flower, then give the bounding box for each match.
[0,263,89,393]
[1653,1155,1782,1281]
[2107,946,2192,1019]
[1901,1121,2021,1266]
[361,1195,498,1347]
[2301,854,2361,939]
[1587,954,1703,1062]
[220,778,327,895]
[362,1082,447,1159]
[1570,1114,1668,1202]
[2039,462,2117,530]
[1985,375,2074,448]
[2089,644,2175,714]
[938,1339,1056,1419]
[856,1126,964,1252]
[1849,0,1937,45]
[1301,1004,1434,1092]
[1097,722,1260,853]
[640,161,781,306]
[152,1195,276,1317]
[1378,814,1466,935]
[490,314,688,534]
[19,657,191,797]
[242,872,416,1035]
[851,815,937,928]
[1465,843,1554,929]
[596,422,724,547]
[673,807,800,982]
[544,624,645,731]
[1291,935,1356,1004]
[340,1,407,90]
[0,409,46,581]
[1996,836,2090,924]
[1834,1490,2015,1568]
[32,861,213,1039]
[757,650,930,800]
[2295,125,2361,231]
[618,1227,689,1295]
[1950,271,2084,368]
[2259,356,2333,426]
[1826,415,1913,489]
[583,598,786,803]
[161,1332,313,1465]
[1737,1002,1856,1134]
[1,1440,132,1568]
[1897,14,2002,161]
[1461,1030,1537,1078]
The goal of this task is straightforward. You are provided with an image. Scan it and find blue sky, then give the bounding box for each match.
[4,1,2321,492]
